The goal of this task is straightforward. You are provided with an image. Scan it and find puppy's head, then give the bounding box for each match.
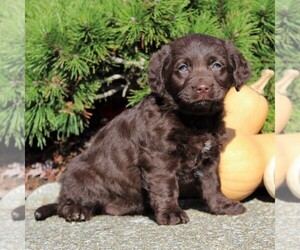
[148,34,251,113]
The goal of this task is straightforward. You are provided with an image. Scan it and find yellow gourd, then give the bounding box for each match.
[263,156,275,198]
[219,129,265,201]
[277,134,300,168]
[250,133,276,198]
[263,146,287,199]
[275,141,289,190]
[262,134,300,198]
[278,134,300,199]
[224,69,274,134]
[277,133,300,185]
[286,156,300,199]
[275,69,299,134]
[252,133,275,165]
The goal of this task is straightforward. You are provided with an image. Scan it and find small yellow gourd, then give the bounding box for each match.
[263,134,300,198]
[219,129,265,201]
[224,69,274,134]
[263,156,275,198]
[275,69,299,134]
[249,133,275,198]
[277,134,300,167]
[286,156,300,199]
[263,148,287,199]
[276,133,300,185]
[252,133,275,165]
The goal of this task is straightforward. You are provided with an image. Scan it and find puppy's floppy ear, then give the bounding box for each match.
[226,41,251,91]
[148,45,171,96]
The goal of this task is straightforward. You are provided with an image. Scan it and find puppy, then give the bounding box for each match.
[35,34,251,225]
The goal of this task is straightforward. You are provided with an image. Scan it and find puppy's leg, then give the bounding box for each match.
[143,168,189,225]
[104,200,145,216]
[197,159,246,215]
[35,203,58,221]
[57,161,105,222]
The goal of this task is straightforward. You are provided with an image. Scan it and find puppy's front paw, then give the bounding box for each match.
[210,199,246,215]
[59,204,92,222]
[156,209,189,225]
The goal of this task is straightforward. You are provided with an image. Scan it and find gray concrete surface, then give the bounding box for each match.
[3,188,299,249]
[276,200,300,250]
[0,210,25,250]
[275,187,300,250]
[25,190,275,250]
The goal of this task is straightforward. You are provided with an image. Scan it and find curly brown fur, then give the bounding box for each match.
[35,34,251,225]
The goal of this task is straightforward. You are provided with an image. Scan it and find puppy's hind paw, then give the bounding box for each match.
[224,201,246,215]
[59,204,92,222]
[156,209,189,225]
[211,200,246,216]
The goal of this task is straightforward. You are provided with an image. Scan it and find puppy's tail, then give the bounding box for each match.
[34,203,58,221]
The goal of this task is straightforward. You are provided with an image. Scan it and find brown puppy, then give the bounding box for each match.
[35,34,251,225]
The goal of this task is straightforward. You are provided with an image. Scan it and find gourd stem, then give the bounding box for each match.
[276,69,300,95]
[250,69,274,95]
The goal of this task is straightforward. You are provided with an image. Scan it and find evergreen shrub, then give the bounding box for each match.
[276,0,300,132]
[0,0,25,149]
[25,0,275,149]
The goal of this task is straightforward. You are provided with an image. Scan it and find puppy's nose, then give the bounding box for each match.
[193,83,210,93]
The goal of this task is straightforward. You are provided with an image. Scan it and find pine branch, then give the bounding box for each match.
[110,56,146,70]
[94,74,131,100]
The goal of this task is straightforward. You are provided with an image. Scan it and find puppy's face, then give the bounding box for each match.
[148,34,251,113]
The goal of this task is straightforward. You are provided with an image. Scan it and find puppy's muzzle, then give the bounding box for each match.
[192,83,212,100]
[192,83,211,93]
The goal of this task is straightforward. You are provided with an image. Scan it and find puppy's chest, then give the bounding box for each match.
[180,138,218,162]
[169,132,221,177]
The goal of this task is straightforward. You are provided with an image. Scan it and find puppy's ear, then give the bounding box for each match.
[148,45,171,96]
[226,41,251,91]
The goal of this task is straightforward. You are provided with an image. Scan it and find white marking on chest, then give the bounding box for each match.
[202,140,212,153]
[194,170,203,177]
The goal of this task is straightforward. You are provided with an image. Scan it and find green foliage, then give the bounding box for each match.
[276,0,300,133]
[0,0,25,149]
[26,0,113,148]
[0,82,24,149]
[190,11,221,37]
[26,0,275,148]
[127,87,151,107]
[25,76,101,148]
[276,0,300,71]
[114,0,192,52]
[222,10,260,70]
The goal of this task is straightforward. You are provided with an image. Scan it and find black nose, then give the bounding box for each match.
[193,83,210,93]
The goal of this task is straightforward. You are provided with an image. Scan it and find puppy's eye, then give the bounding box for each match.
[212,62,222,69]
[178,64,189,72]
